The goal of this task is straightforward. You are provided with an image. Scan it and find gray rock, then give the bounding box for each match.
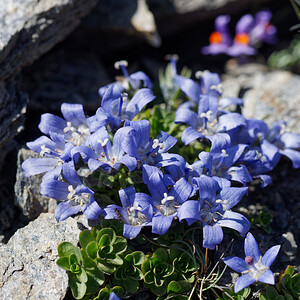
[14,148,56,219]
[84,0,160,47]
[280,231,298,263]
[0,0,99,148]
[22,48,110,113]
[0,213,84,299]
[222,63,300,134]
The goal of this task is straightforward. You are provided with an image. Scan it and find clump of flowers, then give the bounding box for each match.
[202,9,277,57]
[22,58,300,299]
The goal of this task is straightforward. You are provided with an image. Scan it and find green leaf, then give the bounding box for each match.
[275,296,284,300]
[132,251,146,266]
[56,257,71,271]
[259,294,268,300]
[111,286,124,297]
[80,230,95,250]
[69,273,87,299]
[167,281,181,294]
[177,280,191,293]
[86,266,105,287]
[57,242,82,262]
[141,259,151,274]
[123,278,139,293]
[86,241,98,260]
[283,295,293,300]
[97,228,116,244]
[285,266,295,277]
[81,249,97,270]
[99,234,111,248]
[113,237,127,254]
[144,270,155,284]
[238,286,251,298]
[76,268,88,283]
[98,261,116,274]
[108,254,123,266]
[266,286,279,299]
[153,248,168,262]
[151,284,167,296]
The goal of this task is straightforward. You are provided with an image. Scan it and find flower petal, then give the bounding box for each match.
[152,213,173,235]
[234,274,256,293]
[222,256,250,273]
[257,269,275,285]
[261,245,281,268]
[203,223,223,250]
[244,233,261,262]
[55,201,82,221]
[123,224,142,239]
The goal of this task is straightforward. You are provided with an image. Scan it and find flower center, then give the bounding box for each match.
[67,185,91,206]
[127,204,146,226]
[209,31,223,44]
[234,33,250,45]
[199,200,224,224]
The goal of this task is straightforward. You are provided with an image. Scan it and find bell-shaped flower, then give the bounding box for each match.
[99,60,153,96]
[129,120,185,172]
[22,132,74,181]
[92,85,156,132]
[202,15,232,55]
[199,133,252,185]
[147,171,192,235]
[38,103,92,146]
[40,162,102,221]
[223,232,280,293]
[250,9,277,45]
[104,186,153,239]
[72,126,138,174]
[227,14,256,56]
[178,175,249,249]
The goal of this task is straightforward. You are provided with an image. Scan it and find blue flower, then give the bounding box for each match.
[22,132,74,181]
[109,292,121,300]
[40,162,102,221]
[72,126,138,174]
[91,85,156,131]
[39,103,92,146]
[147,171,192,235]
[104,186,153,239]
[178,175,249,249]
[223,232,281,293]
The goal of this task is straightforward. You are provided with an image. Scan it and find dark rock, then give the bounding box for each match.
[14,149,56,219]
[0,0,99,148]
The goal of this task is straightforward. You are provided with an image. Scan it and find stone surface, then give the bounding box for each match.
[0,0,99,148]
[14,148,56,219]
[222,63,300,134]
[0,213,85,299]
[22,48,110,113]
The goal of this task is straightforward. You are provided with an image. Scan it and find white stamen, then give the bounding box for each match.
[200,110,213,120]
[114,60,128,69]
[152,138,164,150]
[216,199,228,210]
[161,193,175,205]
[98,138,109,147]
[210,83,223,94]
[129,203,143,212]
[186,163,194,171]
[40,145,51,157]
[221,149,229,157]
[195,71,203,79]
[67,185,76,200]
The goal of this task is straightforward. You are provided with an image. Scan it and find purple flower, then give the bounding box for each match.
[178,175,249,249]
[92,85,156,131]
[202,15,232,55]
[40,162,102,221]
[250,9,277,45]
[22,132,74,181]
[227,14,257,57]
[223,232,280,293]
[39,103,92,146]
[147,171,192,235]
[104,186,153,239]
[72,126,138,173]
[109,292,121,300]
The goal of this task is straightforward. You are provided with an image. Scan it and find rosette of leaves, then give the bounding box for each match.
[217,286,251,300]
[169,246,198,284]
[259,286,293,300]
[92,285,124,300]
[113,251,146,293]
[57,242,89,299]
[142,248,176,296]
[276,266,300,299]
[80,227,127,274]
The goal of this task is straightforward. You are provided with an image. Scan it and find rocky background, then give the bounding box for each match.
[0,0,299,299]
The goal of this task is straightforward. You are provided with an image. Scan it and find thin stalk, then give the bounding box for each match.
[204,248,208,274]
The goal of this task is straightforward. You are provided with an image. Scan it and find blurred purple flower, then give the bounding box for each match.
[223,232,280,293]
[202,15,232,55]
[227,14,257,57]
[250,9,277,45]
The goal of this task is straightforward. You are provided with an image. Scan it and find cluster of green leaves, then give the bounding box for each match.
[259,266,300,300]
[217,286,251,300]
[250,206,273,234]
[268,36,300,73]
[57,219,206,299]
